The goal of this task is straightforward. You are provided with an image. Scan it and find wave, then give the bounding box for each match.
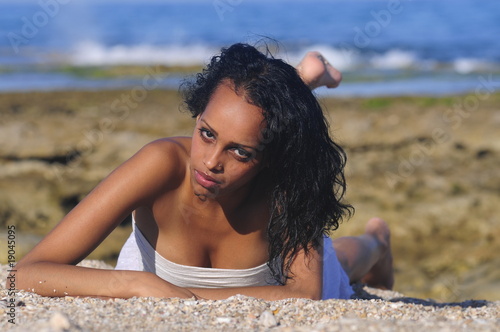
[65,42,499,75]
[69,42,419,70]
[290,45,499,73]
[452,58,499,74]
[285,46,426,72]
[70,41,219,66]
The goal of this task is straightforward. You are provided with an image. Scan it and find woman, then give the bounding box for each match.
[13,43,393,300]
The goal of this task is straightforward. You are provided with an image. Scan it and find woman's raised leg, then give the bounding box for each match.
[296,51,343,90]
[333,217,394,290]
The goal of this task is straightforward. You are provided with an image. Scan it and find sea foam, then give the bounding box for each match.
[70,41,218,66]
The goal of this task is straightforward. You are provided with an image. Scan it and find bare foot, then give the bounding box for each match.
[360,218,394,290]
[296,51,342,89]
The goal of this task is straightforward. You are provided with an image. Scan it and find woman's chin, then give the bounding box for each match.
[193,186,220,201]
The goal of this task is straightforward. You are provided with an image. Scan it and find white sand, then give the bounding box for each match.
[1,261,498,331]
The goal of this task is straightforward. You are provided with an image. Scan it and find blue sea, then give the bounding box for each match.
[1,0,499,96]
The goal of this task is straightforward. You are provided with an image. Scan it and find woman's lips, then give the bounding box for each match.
[194,170,221,189]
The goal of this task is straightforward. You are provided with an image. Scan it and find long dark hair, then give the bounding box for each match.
[181,43,353,284]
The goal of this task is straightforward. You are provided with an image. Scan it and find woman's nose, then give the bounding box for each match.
[204,150,224,173]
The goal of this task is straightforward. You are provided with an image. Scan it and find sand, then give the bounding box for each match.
[1,260,498,331]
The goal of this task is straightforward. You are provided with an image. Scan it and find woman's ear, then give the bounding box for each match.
[194,114,203,126]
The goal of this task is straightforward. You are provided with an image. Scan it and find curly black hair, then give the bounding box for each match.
[181,43,353,284]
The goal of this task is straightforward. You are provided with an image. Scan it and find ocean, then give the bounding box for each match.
[1,0,499,96]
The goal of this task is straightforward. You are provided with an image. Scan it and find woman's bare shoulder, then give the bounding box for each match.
[131,137,191,187]
[142,137,192,157]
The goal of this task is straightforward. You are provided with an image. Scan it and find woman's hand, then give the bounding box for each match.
[133,272,199,299]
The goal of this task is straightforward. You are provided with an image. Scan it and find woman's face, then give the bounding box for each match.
[190,82,266,200]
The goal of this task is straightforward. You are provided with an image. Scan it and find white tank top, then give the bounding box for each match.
[115,222,276,288]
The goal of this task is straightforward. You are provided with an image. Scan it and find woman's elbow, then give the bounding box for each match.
[7,263,28,291]
[285,279,322,300]
[307,290,322,301]
[290,286,322,300]
[8,260,45,292]
[5,269,17,292]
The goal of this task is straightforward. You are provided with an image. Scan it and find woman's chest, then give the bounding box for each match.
[136,194,270,270]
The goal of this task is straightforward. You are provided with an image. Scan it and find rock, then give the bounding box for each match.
[259,310,277,327]
[49,311,71,330]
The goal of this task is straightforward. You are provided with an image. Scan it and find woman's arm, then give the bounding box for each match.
[12,139,195,299]
[187,244,323,301]
[14,262,197,299]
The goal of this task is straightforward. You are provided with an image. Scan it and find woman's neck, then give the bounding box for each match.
[191,170,270,232]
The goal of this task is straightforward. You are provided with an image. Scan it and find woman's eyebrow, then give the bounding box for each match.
[201,119,218,136]
[201,119,258,151]
[232,142,258,151]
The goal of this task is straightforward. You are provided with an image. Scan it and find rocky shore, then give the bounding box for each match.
[0,89,499,302]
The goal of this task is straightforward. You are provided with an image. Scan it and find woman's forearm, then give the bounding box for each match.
[188,284,321,301]
[13,261,147,298]
[14,261,198,299]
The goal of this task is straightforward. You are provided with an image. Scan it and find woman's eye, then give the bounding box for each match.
[234,148,252,160]
[199,128,214,140]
